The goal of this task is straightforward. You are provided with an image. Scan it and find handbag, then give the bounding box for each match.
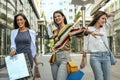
[67,61,78,72]
[101,37,117,65]
[109,51,117,65]
[49,53,56,64]
[5,53,33,80]
[66,70,84,80]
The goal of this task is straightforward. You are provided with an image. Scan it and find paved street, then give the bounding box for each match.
[0,54,120,80]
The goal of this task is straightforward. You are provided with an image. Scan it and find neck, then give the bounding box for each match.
[19,27,27,32]
[59,23,65,30]
[94,23,100,30]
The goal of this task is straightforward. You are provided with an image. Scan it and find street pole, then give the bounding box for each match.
[81,6,86,27]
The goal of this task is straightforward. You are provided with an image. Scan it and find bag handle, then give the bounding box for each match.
[100,37,112,54]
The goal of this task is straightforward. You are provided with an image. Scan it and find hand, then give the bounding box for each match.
[80,56,86,69]
[81,27,86,30]
[80,60,85,69]
[36,62,44,66]
[91,32,104,38]
[80,52,86,69]
[10,48,16,56]
[107,13,114,17]
[39,62,44,66]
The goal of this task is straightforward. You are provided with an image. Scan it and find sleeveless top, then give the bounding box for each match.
[15,30,33,68]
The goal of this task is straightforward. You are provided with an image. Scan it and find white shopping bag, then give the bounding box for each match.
[5,53,30,80]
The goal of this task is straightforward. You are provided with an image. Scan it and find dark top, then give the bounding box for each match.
[15,30,33,68]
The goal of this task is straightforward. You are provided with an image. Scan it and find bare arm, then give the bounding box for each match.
[34,55,44,66]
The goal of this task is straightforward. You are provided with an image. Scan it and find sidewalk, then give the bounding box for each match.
[37,54,120,80]
[0,54,120,80]
[0,68,9,80]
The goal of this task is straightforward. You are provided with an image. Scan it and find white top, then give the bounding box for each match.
[10,29,36,57]
[84,17,114,52]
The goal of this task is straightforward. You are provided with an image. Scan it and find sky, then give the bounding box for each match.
[40,0,72,22]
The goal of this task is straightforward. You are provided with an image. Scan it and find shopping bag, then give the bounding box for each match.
[5,53,32,80]
[66,70,84,80]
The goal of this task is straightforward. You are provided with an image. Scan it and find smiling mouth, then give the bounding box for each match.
[18,24,23,27]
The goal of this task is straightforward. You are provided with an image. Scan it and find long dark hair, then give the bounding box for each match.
[53,10,67,27]
[14,13,30,29]
[88,11,107,26]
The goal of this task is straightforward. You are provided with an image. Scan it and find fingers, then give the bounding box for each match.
[10,48,16,56]
[91,32,103,38]
[107,13,114,17]
[80,62,85,69]
[37,62,44,66]
[81,27,86,30]
[94,33,104,36]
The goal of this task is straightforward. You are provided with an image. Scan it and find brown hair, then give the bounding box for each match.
[88,11,107,26]
[14,13,30,29]
[53,10,67,27]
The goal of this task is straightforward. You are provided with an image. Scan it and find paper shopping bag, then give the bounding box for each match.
[5,53,32,80]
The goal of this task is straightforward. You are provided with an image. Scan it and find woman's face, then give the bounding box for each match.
[16,15,26,28]
[97,14,107,26]
[54,13,64,25]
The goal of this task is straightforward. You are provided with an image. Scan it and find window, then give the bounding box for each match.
[69,16,73,19]
[69,9,73,12]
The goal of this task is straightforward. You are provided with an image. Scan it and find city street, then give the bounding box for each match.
[0,53,120,80]
[0,0,120,80]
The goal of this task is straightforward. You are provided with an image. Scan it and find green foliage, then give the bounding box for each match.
[0,13,13,23]
[0,13,6,20]
[74,11,82,22]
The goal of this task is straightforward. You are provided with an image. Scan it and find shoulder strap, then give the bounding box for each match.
[101,37,111,53]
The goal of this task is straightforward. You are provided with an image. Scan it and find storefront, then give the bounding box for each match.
[0,24,11,68]
[113,18,120,55]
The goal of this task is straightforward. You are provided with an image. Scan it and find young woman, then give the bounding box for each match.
[50,10,100,80]
[10,13,43,79]
[82,11,114,80]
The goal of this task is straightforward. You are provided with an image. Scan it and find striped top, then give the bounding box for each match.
[53,24,85,52]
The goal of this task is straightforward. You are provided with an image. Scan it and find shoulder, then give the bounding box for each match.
[65,24,73,28]
[28,29,36,34]
[28,29,36,36]
[11,29,18,33]
[68,24,73,27]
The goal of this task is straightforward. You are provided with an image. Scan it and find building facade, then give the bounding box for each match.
[40,0,75,24]
[103,0,120,56]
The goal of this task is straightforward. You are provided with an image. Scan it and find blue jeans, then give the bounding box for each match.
[51,51,71,80]
[90,51,111,80]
